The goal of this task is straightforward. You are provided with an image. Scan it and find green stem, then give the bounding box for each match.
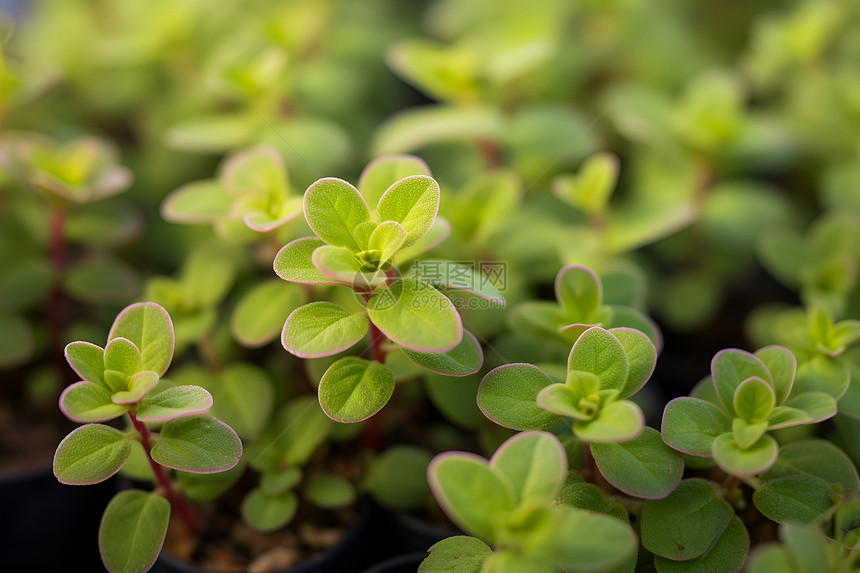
[128,412,198,533]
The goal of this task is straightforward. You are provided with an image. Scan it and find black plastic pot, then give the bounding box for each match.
[372,505,459,557]
[0,465,115,572]
[149,500,374,573]
[360,552,426,573]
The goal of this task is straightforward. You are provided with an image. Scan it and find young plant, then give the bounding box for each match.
[662,345,840,479]
[161,144,304,241]
[274,155,500,422]
[54,302,242,573]
[420,431,636,572]
[478,321,682,499]
[508,264,661,351]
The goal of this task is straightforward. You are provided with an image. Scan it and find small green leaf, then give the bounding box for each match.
[419,536,492,573]
[260,467,302,495]
[65,254,140,304]
[136,386,213,422]
[368,221,408,264]
[231,279,304,347]
[241,487,298,532]
[367,279,462,352]
[414,261,505,304]
[111,371,159,404]
[662,397,730,457]
[733,377,775,423]
[363,446,432,510]
[401,330,483,377]
[783,391,837,422]
[712,432,777,476]
[358,154,432,208]
[537,383,591,420]
[60,381,128,422]
[177,462,245,502]
[318,357,395,422]
[754,346,796,405]
[489,431,567,506]
[108,302,175,376]
[478,364,562,431]
[376,175,439,247]
[653,515,749,573]
[274,237,346,285]
[567,327,629,393]
[641,478,734,561]
[711,349,772,413]
[732,418,769,451]
[555,265,602,322]
[99,490,170,573]
[305,474,356,508]
[557,473,629,521]
[761,439,859,490]
[282,302,369,358]
[543,506,638,571]
[64,341,106,388]
[161,180,232,223]
[150,415,242,473]
[792,354,850,400]
[591,426,684,499]
[303,177,370,250]
[552,152,619,215]
[781,523,830,573]
[611,327,657,398]
[104,337,143,378]
[312,244,385,287]
[204,362,274,440]
[428,452,516,542]
[54,424,131,485]
[179,244,236,308]
[767,406,812,429]
[574,400,644,443]
[753,474,835,524]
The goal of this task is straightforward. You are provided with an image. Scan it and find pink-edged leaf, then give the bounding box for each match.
[273,237,350,286]
[64,341,106,389]
[281,302,369,358]
[136,385,214,422]
[54,424,131,485]
[108,302,175,376]
[150,415,242,473]
[60,381,129,423]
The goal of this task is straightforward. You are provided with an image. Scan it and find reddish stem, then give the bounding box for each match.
[368,320,387,365]
[128,412,199,533]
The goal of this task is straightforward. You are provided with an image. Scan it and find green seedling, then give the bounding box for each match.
[509,264,661,351]
[662,346,840,479]
[54,302,242,573]
[161,144,303,240]
[478,323,683,499]
[421,431,637,572]
[274,155,501,422]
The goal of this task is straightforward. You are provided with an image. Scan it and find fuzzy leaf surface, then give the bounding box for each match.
[108,302,174,376]
[282,302,369,358]
[401,330,483,376]
[60,381,129,422]
[489,431,567,506]
[304,177,370,251]
[99,490,170,573]
[150,415,241,473]
[591,427,684,499]
[478,364,562,430]
[317,357,395,422]
[54,424,131,485]
[136,386,213,422]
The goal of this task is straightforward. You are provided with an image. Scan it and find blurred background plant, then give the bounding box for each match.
[2,0,860,571]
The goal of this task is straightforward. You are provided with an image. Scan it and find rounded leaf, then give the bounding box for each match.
[303,177,370,250]
[367,279,462,353]
[711,349,771,414]
[753,474,835,525]
[150,415,242,473]
[160,181,232,224]
[108,302,174,376]
[428,452,516,543]
[54,424,132,485]
[567,327,629,393]
[662,397,730,457]
[376,174,440,247]
[611,327,657,398]
[305,474,356,508]
[99,490,170,573]
[653,515,749,573]
[64,341,106,388]
[591,426,684,499]
[282,302,369,358]
[273,237,347,285]
[318,357,395,422]
[573,400,645,443]
[231,279,304,347]
[60,381,129,423]
[478,364,562,430]
[358,154,431,207]
[136,385,213,422]
[401,330,483,376]
[489,431,567,506]
[711,432,778,476]
[241,488,298,532]
[555,265,602,322]
[733,377,775,423]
